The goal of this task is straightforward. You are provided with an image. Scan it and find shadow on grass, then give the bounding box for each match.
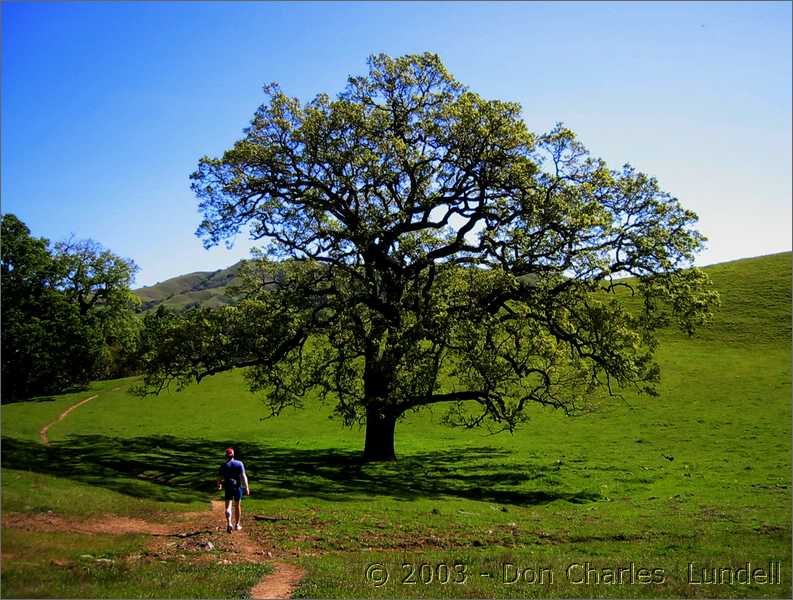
[1,385,91,404]
[2,395,58,404]
[1,435,600,507]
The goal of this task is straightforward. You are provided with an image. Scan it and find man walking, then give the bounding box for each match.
[217,447,250,533]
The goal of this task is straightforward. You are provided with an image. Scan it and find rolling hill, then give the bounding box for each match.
[133,260,246,311]
[134,252,792,328]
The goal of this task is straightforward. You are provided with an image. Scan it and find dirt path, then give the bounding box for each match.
[252,561,306,600]
[4,500,304,598]
[31,389,305,597]
[39,394,98,445]
[208,500,305,599]
[209,500,266,561]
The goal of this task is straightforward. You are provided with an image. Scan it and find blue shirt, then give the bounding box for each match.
[219,458,246,489]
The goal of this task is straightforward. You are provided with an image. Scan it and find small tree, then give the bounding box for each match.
[138,53,717,460]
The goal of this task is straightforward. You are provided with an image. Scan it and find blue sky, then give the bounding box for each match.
[3,1,791,287]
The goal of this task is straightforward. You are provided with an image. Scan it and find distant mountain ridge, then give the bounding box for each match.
[134,260,246,311]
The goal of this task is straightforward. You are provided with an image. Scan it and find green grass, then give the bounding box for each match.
[0,378,134,443]
[1,528,269,599]
[2,252,790,598]
[1,468,204,518]
[680,252,792,345]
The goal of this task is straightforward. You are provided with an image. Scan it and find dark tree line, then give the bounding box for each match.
[1,214,140,401]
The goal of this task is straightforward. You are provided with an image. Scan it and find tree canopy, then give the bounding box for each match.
[138,53,718,460]
[1,214,140,401]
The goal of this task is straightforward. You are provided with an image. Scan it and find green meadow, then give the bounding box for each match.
[2,252,791,598]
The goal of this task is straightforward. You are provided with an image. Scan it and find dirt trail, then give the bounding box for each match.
[31,388,304,597]
[39,395,98,445]
[5,500,304,598]
[209,500,265,561]
[209,500,305,599]
[38,386,124,445]
[252,561,306,600]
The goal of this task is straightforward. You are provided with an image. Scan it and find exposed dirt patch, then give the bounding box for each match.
[2,512,171,535]
[701,507,737,522]
[4,501,304,598]
[754,524,788,537]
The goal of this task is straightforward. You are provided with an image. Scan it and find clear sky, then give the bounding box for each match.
[3,1,791,287]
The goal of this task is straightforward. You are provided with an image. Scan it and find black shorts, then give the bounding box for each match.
[225,486,243,501]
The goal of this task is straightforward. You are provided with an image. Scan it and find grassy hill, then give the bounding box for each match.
[2,252,790,598]
[133,260,246,311]
[135,252,792,331]
[686,252,791,344]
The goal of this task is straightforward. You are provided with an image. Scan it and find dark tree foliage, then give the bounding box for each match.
[53,238,144,378]
[1,215,140,401]
[138,53,718,460]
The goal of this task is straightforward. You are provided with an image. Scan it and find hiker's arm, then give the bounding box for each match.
[242,468,250,495]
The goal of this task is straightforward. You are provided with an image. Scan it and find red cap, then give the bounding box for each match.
[225,447,234,456]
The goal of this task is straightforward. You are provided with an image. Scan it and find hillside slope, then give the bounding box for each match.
[706,252,791,343]
[663,251,791,345]
[135,253,791,326]
[133,261,245,311]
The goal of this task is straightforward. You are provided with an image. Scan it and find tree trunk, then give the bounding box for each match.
[363,406,397,462]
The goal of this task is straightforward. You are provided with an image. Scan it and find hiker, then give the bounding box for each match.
[216,447,250,533]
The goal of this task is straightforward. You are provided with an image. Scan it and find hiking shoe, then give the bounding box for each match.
[226,523,233,533]
[235,524,242,531]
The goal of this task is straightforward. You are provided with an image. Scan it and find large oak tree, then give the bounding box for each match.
[138,53,717,460]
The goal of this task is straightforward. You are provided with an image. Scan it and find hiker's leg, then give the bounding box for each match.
[224,499,233,526]
[233,498,242,528]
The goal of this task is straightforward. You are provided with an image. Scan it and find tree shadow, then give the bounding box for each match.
[1,384,90,404]
[1,435,600,507]
[2,395,58,404]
